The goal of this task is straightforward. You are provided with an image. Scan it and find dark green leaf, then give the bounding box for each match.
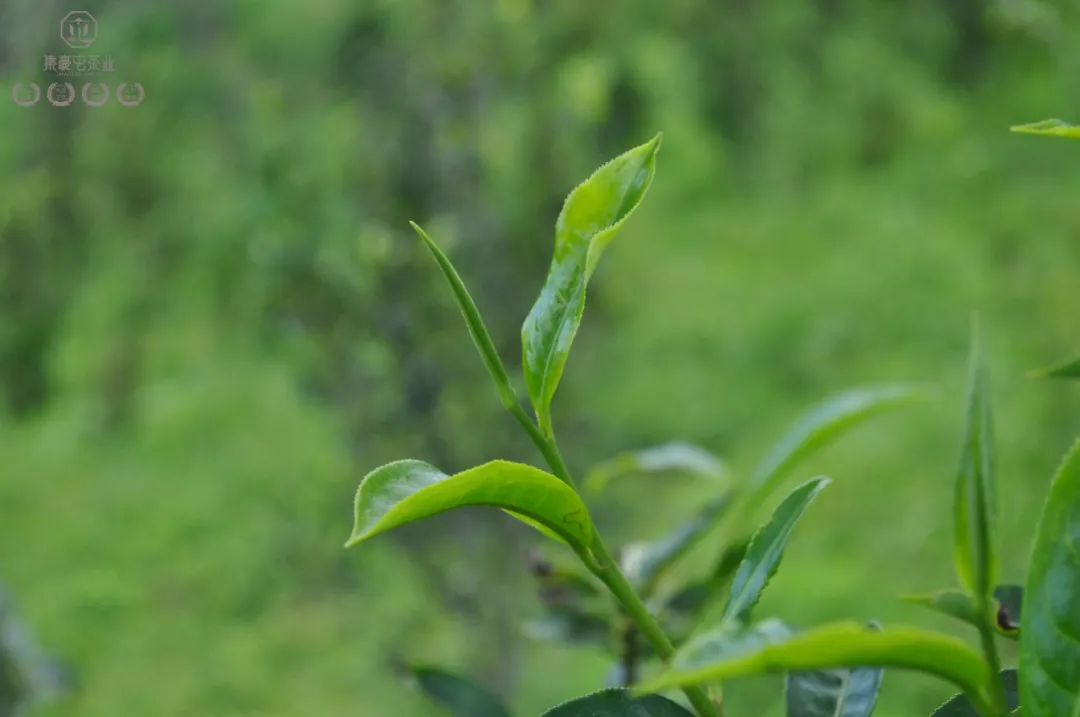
[521,134,661,434]
[620,492,735,591]
[1029,356,1080,380]
[346,460,596,561]
[785,623,885,717]
[543,688,695,716]
[411,222,520,412]
[1019,438,1080,716]
[585,442,727,493]
[747,385,928,502]
[402,665,511,717]
[1010,119,1080,139]
[930,669,1019,716]
[722,477,831,627]
[638,620,991,701]
[953,320,998,601]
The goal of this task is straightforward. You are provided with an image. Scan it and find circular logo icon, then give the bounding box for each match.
[116,82,144,106]
[12,83,40,106]
[82,82,109,106]
[47,82,75,107]
[61,11,97,49]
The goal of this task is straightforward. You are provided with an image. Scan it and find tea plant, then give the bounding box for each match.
[345,126,1080,716]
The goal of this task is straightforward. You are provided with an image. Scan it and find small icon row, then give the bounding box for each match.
[11,82,143,107]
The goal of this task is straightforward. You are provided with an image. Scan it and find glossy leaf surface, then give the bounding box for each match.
[722,477,830,626]
[930,669,1019,716]
[521,134,661,432]
[411,222,519,411]
[639,621,990,699]
[585,442,727,493]
[346,460,596,556]
[953,323,998,600]
[747,385,927,501]
[1019,439,1080,716]
[1010,119,1080,139]
[403,665,510,717]
[785,623,884,717]
[543,688,694,716]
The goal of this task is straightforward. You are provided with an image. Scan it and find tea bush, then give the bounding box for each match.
[346,124,1080,716]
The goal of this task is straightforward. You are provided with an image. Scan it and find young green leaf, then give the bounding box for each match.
[785,623,884,717]
[747,384,928,503]
[637,621,991,702]
[901,591,983,629]
[346,460,596,559]
[953,321,998,602]
[542,688,695,716]
[930,669,1020,716]
[901,586,1023,640]
[410,222,520,412]
[721,477,831,627]
[585,442,728,493]
[401,665,511,717]
[1010,119,1080,139]
[1029,356,1080,380]
[1019,438,1080,716]
[620,492,735,591]
[521,134,662,434]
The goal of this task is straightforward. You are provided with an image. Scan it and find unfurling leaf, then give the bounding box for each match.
[1019,439,1080,716]
[1010,119,1080,139]
[1029,355,1080,380]
[930,669,1019,716]
[522,134,661,434]
[411,223,520,412]
[785,623,884,717]
[585,442,727,493]
[346,460,596,562]
[637,621,991,701]
[542,688,694,716]
[748,384,928,505]
[953,319,998,602]
[401,665,511,717]
[722,477,831,627]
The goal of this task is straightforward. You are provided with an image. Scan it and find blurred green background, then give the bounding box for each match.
[2,0,1079,715]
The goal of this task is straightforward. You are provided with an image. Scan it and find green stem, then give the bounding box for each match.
[976,619,1009,716]
[511,410,719,717]
[589,537,721,717]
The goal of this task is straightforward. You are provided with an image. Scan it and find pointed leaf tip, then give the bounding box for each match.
[522,135,661,433]
[409,222,519,412]
[721,476,831,627]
